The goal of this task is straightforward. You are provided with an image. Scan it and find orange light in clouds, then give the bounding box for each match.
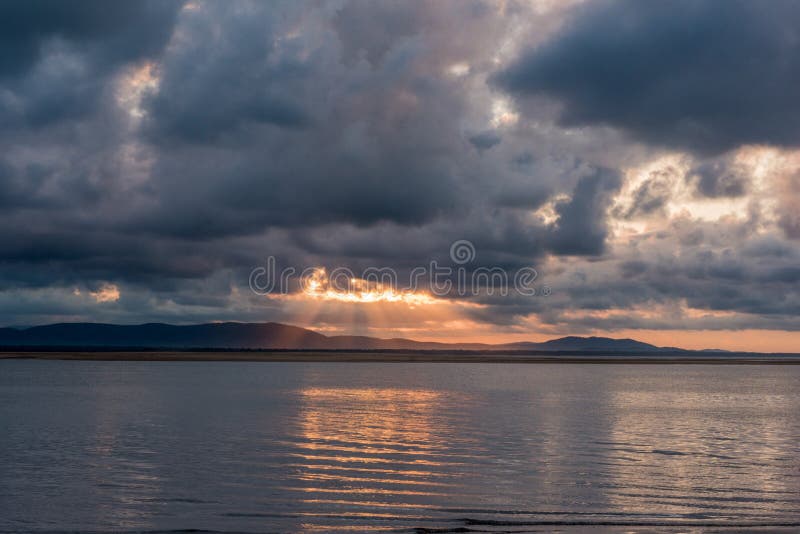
[270,267,488,341]
[300,267,438,306]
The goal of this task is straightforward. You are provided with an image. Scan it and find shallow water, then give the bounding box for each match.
[1,360,799,533]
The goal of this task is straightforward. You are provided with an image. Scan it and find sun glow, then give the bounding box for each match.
[89,283,120,303]
[300,267,438,306]
[115,61,159,120]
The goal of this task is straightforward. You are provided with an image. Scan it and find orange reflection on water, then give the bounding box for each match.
[288,385,462,514]
[286,453,456,467]
[299,524,399,532]
[299,498,434,509]
[297,387,443,451]
[281,486,447,497]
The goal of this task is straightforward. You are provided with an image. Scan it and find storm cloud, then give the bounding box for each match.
[495,0,800,154]
[0,0,799,349]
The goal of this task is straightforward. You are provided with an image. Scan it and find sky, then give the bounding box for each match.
[1,0,800,351]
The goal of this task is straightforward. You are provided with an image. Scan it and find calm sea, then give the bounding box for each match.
[1,360,799,533]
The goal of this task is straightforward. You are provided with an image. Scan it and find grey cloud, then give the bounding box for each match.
[777,169,800,240]
[0,0,181,78]
[494,0,800,154]
[143,3,311,144]
[619,260,647,278]
[779,213,800,240]
[134,2,491,236]
[468,130,502,152]
[333,0,423,66]
[0,0,182,129]
[690,160,748,198]
[1,0,798,338]
[547,167,621,255]
[527,217,800,332]
[0,0,512,318]
[615,168,674,219]
[0,159,51,208]
[495,185,550,210]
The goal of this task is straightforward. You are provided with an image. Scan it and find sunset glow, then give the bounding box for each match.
[298,268,439,306]
[6,3,800,533]
[2,0,800,352]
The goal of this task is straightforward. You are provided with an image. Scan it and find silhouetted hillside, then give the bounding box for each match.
[0,321,703,352]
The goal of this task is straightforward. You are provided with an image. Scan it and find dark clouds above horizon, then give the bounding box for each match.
[1,0,799,347]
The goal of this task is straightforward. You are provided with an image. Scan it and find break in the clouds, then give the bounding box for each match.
[1,0,799,350]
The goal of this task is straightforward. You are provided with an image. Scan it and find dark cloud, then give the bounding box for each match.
[779,213,800,240]
[333,0,424,66]
[0,0,504,312]
[494,0,800,154]
[495,184,550,210]
[690,160,748,198]
[143,3,310,144]
[615,168,674,219]
[0,0,181,78]
[133,1,487,237]
[536,214,800,331]
[0,159,49,208]
[468,130,502,152]
[619,260,647,278]
[777,169,800,240]
[0,0,181,129]
[547,167,621,255]
[0,0,798,340]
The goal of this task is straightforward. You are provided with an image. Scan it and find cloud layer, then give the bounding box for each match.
[495,0,800,154]
[1,0,799,349]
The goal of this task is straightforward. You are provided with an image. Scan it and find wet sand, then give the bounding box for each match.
[2,350,800,364]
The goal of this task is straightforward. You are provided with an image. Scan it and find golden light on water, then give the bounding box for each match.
[287,383,465,521]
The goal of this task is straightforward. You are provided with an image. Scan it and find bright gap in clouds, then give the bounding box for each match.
[297,267,439,306]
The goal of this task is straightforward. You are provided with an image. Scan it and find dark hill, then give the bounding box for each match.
[0,321,685,352]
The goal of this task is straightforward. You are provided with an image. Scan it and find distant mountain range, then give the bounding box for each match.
[0,321,705,353]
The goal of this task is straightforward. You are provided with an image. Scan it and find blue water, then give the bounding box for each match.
[1,360,799,532]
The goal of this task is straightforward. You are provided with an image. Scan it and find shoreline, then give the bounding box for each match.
[3,350,800,364]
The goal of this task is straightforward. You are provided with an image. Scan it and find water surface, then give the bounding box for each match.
[1,360,799,532]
